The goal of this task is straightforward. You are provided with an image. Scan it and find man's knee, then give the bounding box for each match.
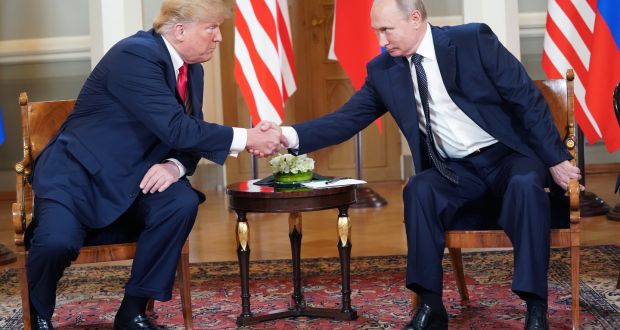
[29,234,81,262]
[506,172,546,197]
[169,188,200,218]
[404,174,435,203]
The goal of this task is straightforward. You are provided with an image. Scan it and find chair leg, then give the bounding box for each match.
[570,245,580,330]
[411,292,420,314]
[178,241,193,330]
[18,252,32,330]
[448,248,469,301]
[145,299,155,316]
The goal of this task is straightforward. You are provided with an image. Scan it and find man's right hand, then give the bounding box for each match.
[246,121,282,157]
[549,160,582,191]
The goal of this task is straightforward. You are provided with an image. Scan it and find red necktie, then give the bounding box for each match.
[177,62,188,104]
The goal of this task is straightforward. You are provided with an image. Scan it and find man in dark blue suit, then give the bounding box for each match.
[26,1,281,329]
[268,0,582,329]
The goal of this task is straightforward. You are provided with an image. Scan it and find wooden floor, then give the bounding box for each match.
[1,173,619,269]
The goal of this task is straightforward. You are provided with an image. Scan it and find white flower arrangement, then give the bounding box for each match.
[269,153,315,174]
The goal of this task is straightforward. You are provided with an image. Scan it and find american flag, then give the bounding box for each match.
[542,0,620,152]
[234,0,296,126]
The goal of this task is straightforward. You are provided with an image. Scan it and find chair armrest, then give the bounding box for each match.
[13,159,33,247]
[567,178,580,224]
[12,202,26,247]
[15,158,30,175]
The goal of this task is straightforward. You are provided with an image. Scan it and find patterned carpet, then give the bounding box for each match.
[0,246,618,329]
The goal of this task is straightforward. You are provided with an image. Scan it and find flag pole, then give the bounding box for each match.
[577,126,610,216]
[351,131,387,208]
[606,82,620,220]
[355,132,362,179]
[250,116,258,180]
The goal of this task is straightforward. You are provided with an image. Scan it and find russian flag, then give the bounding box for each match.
[586,0,620,152]
[328,0,383,133]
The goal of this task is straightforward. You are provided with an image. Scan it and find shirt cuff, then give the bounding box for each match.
[282,126,299,150]
[229,127,247,158]
[164,158,186,178]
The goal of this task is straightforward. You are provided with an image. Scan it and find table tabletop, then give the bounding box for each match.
[226,179,358,213]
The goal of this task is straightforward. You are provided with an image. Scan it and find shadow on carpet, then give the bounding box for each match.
[1,246,619,329]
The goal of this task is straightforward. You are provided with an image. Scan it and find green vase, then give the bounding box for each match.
[274,171,312,183]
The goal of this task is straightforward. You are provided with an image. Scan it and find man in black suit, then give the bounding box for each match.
[256,0,582,329]
[27,1,281,329]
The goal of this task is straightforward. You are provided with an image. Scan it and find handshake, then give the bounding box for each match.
[245,121,288,157]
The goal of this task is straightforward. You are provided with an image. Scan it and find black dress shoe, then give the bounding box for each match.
[31,311,54,330]
[524,304,549,330]
[403,303,448,330]
[113,313,160,330]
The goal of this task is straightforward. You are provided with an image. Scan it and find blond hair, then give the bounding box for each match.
[153,0,232,34]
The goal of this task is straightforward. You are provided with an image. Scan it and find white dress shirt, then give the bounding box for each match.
[408,23,496,159]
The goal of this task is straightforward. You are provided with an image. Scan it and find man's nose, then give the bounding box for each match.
[378,34,388,48]
[214,27,223,42]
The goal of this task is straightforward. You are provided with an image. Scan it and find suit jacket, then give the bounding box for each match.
[32,29,233,228]
[293,23,571,176]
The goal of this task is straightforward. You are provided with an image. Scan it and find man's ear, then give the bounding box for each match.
[171,23,185,42]
[410,9,422,26]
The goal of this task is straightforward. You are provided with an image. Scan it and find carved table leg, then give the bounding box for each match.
[337,206,358,319]
[288,212,305,308]
[232,204,358,325]
[235,211,252,325]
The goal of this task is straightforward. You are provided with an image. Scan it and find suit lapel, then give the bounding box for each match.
[431,26,457,94]
[152,30,177,93]
[386,56,423,170]
[187,64,203,118]
[431,26,488,129]
[152,30,195,115]
[387,56,419,135]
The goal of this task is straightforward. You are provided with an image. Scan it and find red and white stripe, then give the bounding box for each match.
[234,0,296,126]
[542,0,601,141]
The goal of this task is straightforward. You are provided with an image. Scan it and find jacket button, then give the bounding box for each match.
[129,193,136,198]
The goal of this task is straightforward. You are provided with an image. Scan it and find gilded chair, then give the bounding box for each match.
[411,70,581,329]
[12,92,194,329]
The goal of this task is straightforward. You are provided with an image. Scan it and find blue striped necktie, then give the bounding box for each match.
[411,53,459,184]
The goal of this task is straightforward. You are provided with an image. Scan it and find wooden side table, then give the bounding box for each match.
[226,180,359,326]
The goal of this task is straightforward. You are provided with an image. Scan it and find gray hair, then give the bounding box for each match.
[153,0,232,34]
[375,0,427,20]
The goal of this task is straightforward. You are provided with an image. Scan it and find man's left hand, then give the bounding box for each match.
[140,162,180,194]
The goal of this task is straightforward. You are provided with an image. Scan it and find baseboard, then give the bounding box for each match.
[0,191,13,201]
[585,163,620,175]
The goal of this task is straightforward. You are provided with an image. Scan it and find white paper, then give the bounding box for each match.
[301,179,367,189]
